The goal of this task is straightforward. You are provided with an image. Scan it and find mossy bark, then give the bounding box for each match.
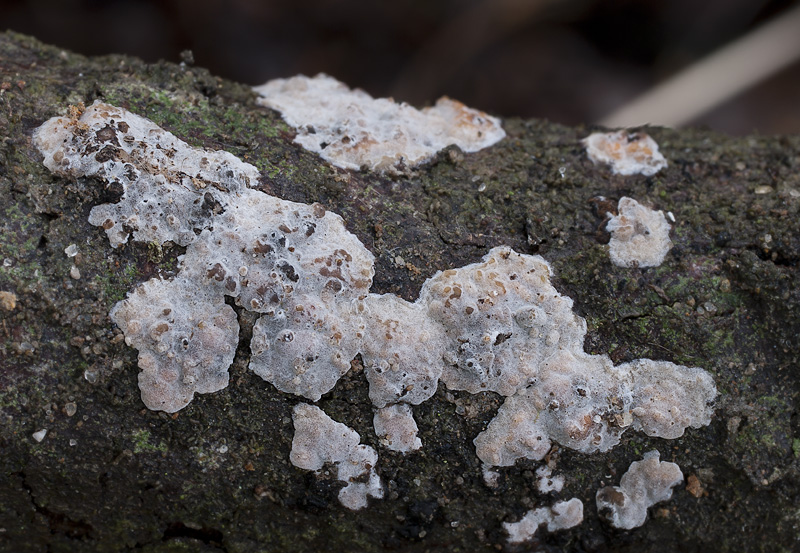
[1,31,799,553]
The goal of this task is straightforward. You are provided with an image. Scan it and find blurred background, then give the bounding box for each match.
[2,0,800,135]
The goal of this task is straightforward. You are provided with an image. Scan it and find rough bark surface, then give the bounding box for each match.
[1,32,799,552]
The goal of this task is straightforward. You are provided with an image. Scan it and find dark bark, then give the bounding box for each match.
[1,31,799,552]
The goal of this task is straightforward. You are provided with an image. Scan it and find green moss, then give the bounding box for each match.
[94,263,140,305]
[132,429,168,454]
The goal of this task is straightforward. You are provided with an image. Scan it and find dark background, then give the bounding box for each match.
[3,0,800,135]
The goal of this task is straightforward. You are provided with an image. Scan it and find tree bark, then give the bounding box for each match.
[1,31,799,552]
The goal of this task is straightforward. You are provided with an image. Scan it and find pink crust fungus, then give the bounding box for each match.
[606,197,673,268]
[583,131,667,176]
[596,450,684,529]
[253,74,506,172]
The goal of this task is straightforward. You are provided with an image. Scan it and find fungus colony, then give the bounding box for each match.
[34,98,715,540]
[583,130,668,176]
[254,73,506,172]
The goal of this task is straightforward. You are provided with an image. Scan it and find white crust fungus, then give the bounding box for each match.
[253,74,506,172]
[535,465,565,494]
[33,101,375,409]
[421,248,585,397]
[596,450,683,529]
[110,278,238,412]
[474,394,552,466]
[583,131,667,176]
[202,189,375,401]
[503,498,584,543]
[482,464,501,488]
[373,404,422,453]
[35,102,717,527]
[290,403,384,510]
[607,197,673,268]
[33,102,258,248]
[361,294,444,408]
[473,347,716,467]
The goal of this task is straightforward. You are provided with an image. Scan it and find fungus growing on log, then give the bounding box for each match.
[254,73,506,172]
[583,130,667,176]
[34,101,715,523]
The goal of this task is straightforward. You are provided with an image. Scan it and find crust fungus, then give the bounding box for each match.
[253,74,506,172]
[33,101,257,248]
[110,278,238,412]
[503,498,584,543]
[373,404,422,453]
[34,102,717,525]
[583,131,667,176]
[535,465,565,494]
[596,450,683,529]
[361,294,444,408]
[290,403,384,510]
[606,197,673,268]
[420,247,584,397]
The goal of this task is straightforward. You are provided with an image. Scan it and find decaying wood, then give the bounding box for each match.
[1,32,799,553]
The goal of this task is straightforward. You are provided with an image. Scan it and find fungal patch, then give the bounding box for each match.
[503,498,584,543]
[109,278,238,412]
[606,197,673,268]
[596,450,683,529]
[420,249,585,397]
[583,131,667,176]
[34,103,717,524]
[34,102,258,248]
[253,74,505,172]
[33,101,376,410]
[373,404,422,453]
[535,465,564,494]
[361,293,444,408]
[475,352,715,467]
[290,403,383,510]
[482,464,501,488]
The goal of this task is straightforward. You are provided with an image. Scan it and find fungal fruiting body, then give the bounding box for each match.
[109,278,237,412]
[361,293,444,408]
[34,102,716,517]
[535,465,565,494]
[596,450,683,529]
[373,404,422,453]
[503,498,584,543]
[583,131,667,176]
[33,102,256,249]
[606,197,673,268]
[290,403,383,510]
[33,101,375,412]
[253,73,506,172]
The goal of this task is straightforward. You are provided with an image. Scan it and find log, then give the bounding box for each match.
[1,31,799,552]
